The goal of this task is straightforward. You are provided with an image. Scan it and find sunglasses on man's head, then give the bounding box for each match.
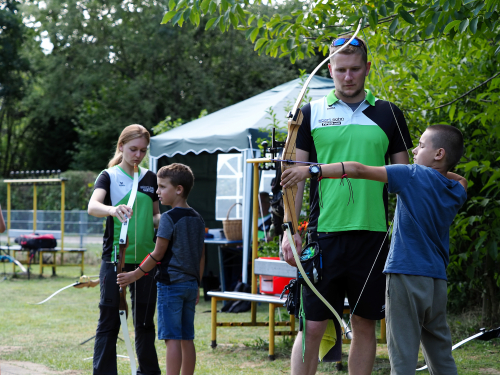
[331,37,366,51]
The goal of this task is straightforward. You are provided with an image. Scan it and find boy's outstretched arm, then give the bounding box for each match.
[117,237,169,288]
[446,172,468,191]
[281,162,388,189]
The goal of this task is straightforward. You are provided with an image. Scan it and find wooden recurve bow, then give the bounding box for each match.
[281,22,363,337]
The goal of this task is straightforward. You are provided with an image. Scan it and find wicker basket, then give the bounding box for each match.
[222,203,243,241]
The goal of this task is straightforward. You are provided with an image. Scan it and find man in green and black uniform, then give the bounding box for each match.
[283,36,413,375]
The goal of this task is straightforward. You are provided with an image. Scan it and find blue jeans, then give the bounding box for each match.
[157,279,198,340]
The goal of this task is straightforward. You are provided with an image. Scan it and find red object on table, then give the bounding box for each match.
[258,257,294,295]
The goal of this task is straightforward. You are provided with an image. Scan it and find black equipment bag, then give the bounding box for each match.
[15,233,57,249]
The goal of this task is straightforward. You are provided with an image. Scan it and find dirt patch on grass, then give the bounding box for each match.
[478,369,500,374]
[0,361,82,375]
[0,346,22,354]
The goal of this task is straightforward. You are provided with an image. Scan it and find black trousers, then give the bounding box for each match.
[93,260,160,375]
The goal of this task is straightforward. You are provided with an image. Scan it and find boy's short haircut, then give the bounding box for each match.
[157,163,194,198]
[329,35,368,65]
[427,125,464,171]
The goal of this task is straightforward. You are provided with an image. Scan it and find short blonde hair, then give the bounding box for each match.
[329,35,368,65]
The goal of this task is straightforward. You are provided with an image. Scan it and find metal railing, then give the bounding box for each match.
[2,210,105,246]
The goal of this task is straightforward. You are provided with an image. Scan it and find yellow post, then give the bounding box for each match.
[33,183,37,232]
[61,180,65,251]
[380,318,386,343]
[211,297,218,348]
[269,303,275,359]
[250,163,260,324]
[7,183,11,245]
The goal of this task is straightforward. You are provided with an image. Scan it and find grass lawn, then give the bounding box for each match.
[0,246,498,374]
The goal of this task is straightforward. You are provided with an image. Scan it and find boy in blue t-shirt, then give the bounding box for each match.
[118,163,206,375]
[281,125,467,374]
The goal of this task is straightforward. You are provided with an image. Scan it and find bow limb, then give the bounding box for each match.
[416,327,500,371]
[0,254,27,273]
[29,276,99,305]
[280,21,363,337]
[116,163,139,375]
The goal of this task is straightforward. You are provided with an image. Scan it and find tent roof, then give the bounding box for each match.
[150,75,335,158]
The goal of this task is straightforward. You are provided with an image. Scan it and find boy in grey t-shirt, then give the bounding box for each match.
[118,163,205,375]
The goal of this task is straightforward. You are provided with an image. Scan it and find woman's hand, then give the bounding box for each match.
[117,271,138,288]
[281,166,310,189]
[112,205,134,223]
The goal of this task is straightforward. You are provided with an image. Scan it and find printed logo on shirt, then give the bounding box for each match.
[119,181,125,187]
[140,186,155,194]
[319,118,344,126]
[381,304,385,313]
[327,105,335,110]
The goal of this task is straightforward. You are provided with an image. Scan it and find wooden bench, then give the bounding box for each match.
[208,258,386,361]
[1,229,86,276]
[208,291,295,360]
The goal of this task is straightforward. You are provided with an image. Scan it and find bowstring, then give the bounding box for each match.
[345,30,412,330]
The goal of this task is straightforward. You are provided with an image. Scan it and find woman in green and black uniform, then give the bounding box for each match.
[88,124,161,375]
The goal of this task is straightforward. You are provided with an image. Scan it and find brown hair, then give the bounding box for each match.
[329,35,368,65]
[108,125,150,168]
[157,163,195,198]
[426,125,464,171]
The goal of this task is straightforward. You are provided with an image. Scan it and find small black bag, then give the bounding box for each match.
[297,241,322,285]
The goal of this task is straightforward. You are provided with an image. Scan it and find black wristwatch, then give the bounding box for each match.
[309,164,321,180]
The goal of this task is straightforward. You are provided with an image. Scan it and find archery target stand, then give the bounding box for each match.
[1,170,86,277]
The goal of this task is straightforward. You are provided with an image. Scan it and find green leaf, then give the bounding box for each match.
[379,4,387,17]
[425,22,436,35]
[248,14,256,26]
[258,18,264,28]
[389,17,399,35]
[489,241,498,259]
[482,170,500,191]
[200,0,211,13]
[399,9,417,25]
[369,10,379,29]
[458,18,470,33]
[346,14,361,23]
[464,161,478,172]
[250,27,260,43]
[175,0,188,11]
[254,37,267,51]
[432,11,441,25]
[470,17,479,33]
[169,0,177,11]
[209,1,216,14]
[444,20,460,33]
[229,11,238,27]
[463,0,475,4]
[183,8,191,23]
[219,17,226,32]
[205,17,218,30]
[386,0,395,11]
[449,103,456,120]
[171,11,183,26]
[245,26,255,39]
[161,10,178,24]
